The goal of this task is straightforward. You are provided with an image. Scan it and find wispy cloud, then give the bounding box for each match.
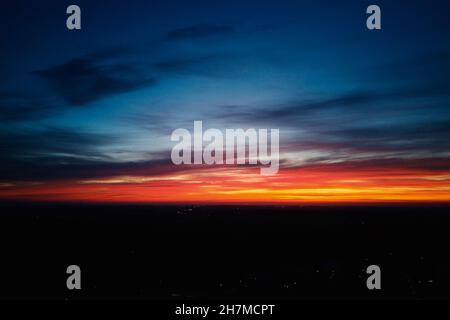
[163,24,233,41]
[0,91,57,122]
[34,52,156,106]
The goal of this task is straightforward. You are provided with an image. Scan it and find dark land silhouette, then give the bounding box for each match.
[0,203,449,300]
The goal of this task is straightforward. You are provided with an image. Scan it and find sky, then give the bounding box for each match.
[1,0,450,203]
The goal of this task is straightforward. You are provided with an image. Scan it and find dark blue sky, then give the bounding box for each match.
[1,0,450,183]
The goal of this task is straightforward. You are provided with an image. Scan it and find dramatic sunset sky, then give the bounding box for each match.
[1,0,450,203]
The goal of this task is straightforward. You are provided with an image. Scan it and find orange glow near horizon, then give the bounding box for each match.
[1,162,450,204]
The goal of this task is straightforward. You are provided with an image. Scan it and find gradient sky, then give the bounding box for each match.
[1,0,450,203]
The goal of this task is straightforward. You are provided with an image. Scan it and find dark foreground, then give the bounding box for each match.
[0,203,449,300]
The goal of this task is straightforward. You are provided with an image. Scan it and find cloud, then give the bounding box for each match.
[322,120,450,154]
[163,24,233,41]
[152,54,238,79]
[34,53,156,106]
[0,126,182,182]
[0,126,115,161]
[210,89,450,159]
[294,157,450,173]
[1,47,158,122]
[0,91,57,122]
[153,55,219,72]
[0,126,112,180]
[0,156,178,182]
